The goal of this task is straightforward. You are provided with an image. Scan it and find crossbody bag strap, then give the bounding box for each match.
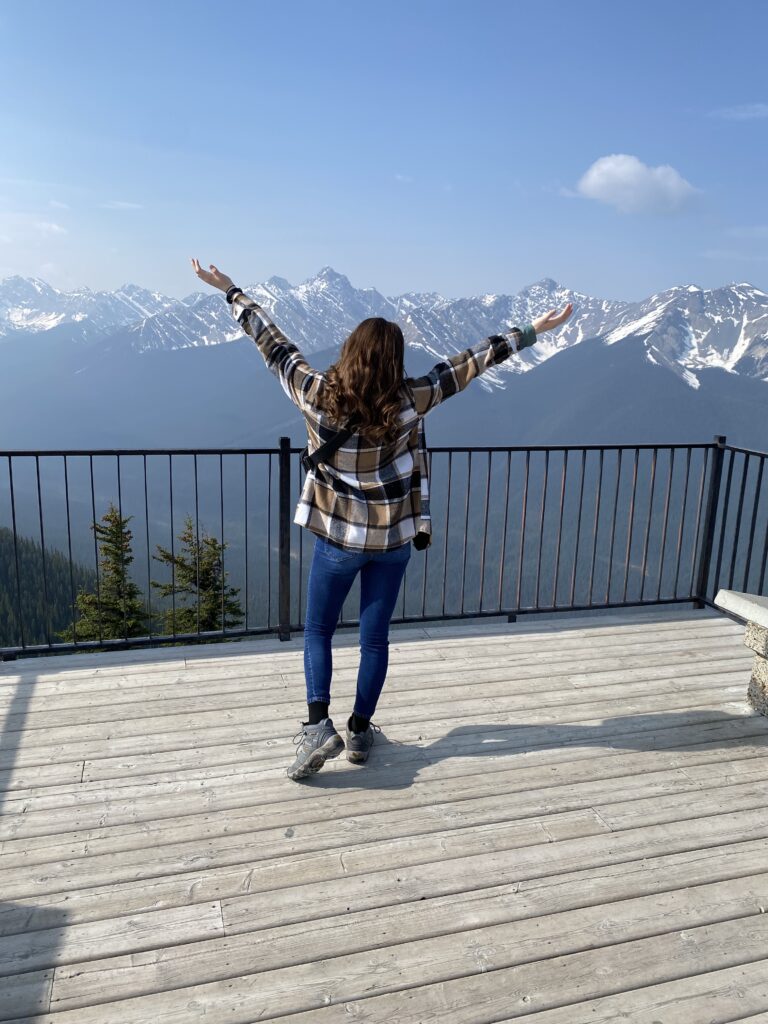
[302,413,362,470]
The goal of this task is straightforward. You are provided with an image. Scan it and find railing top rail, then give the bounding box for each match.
[0,448,284,457]
[725,443,768,459]
[416,443,716,453]
[0,441,733,458]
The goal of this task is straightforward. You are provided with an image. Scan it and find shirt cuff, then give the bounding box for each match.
[517,322,537,351]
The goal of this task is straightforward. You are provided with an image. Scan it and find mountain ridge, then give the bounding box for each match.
[2,268,767,391]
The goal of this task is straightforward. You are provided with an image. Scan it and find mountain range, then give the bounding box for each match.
[1,268,767,450]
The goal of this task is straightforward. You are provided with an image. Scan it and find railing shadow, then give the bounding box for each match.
[299,708,768,792]
[0,667,68,1021]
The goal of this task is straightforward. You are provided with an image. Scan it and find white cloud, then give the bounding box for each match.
[0,212,69,247]
[35,220,67,236]
[49,199,70,210]
[100,200,143,210]
[574,154,700,215]
[394,174,413,184]
[709,103,768,121]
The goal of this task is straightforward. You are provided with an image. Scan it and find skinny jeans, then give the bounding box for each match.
[303,534,412,719]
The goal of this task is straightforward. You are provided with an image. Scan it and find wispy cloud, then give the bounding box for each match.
[571,154,700,215]
[708,102,768,121]
[394,174,413,184]
[34,220,67,236]
[0,213,69,243]
[49,199,70,210]
[99,200,143,210]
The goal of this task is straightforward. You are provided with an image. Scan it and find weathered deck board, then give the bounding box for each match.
[1,608,767,1023]
[41,848,768,1010]
[0,633,749,725]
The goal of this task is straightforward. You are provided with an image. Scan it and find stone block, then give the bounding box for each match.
[752,654,768,688]
[745,622,768,657]
[747,666,768,716]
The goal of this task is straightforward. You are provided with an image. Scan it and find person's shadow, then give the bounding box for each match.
[297,708,768,791]
[1,665,69,1020]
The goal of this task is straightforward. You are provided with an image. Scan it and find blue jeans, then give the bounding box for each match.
[303,535,412,720]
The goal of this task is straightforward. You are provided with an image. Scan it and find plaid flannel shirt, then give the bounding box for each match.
[230,290,537,552]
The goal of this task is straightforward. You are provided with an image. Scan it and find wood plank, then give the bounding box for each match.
[0,965,52,1023]
[0,807,568,900]
[6,729,768,864]
[418,607,721,639]
[0,678,751,773]
[73,697,760,787]
[0,901,223,979]
[1,804,765,940]
[220,805,768,936]
[495,962,768,1023]
[9,905,768,1022]
[41,846,768,1011]
[0,609,723,687]
[0,615,741,703]
[0,630,745,721]
[0,610,760,1024]
[3,740,766,869]
[594,774,768,829]
[1,657,750,748]
[253,952,768,1024]
[0,641,751,725]
[42,873,768,1017]
[4,712,766,824]
[0,642,448,696]
[0,761,83,796]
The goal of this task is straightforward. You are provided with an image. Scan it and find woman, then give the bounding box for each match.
[191,258,573,780]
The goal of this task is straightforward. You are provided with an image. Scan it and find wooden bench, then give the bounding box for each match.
[714,589,768,716]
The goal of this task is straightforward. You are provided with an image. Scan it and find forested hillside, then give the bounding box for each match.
[0,527,96,649]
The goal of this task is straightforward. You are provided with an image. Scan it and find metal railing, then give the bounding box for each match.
[0,435,765,658]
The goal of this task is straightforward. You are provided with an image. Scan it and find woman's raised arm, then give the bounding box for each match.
[191,258,322,414]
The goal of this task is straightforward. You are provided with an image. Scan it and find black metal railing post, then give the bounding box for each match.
[278,436,292,641]
[694,435,727,605]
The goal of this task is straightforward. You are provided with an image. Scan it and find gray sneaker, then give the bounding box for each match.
[345,717,382,764]
[287,718,345,780]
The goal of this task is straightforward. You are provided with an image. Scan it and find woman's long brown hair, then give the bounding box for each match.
[317,317,407,447]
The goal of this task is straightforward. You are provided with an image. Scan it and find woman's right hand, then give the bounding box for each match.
[532,301,574,335]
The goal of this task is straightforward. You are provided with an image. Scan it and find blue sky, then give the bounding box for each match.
[0,0,766,301]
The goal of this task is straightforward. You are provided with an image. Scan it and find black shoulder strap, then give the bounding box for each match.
[304,413,362,470]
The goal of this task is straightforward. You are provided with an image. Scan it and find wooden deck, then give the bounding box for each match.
[1,607,768,1024]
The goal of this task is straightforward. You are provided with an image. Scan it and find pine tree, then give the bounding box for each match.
[151,515,243,635]
[58,504,147,642]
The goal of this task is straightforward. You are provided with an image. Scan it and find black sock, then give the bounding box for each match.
[350,712,370,734]
[307,701,329,725]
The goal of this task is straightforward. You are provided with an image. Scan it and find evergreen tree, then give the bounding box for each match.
[58,504,147,642]
[151,515,243,635]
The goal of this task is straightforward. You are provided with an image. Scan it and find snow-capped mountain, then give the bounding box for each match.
[0,275,179,335]
[1,268,767,390]
[603,282,768,387]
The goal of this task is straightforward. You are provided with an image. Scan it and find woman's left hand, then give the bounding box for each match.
[191,258,235,293]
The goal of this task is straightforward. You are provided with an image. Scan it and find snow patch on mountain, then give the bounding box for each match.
[2,269,767,391]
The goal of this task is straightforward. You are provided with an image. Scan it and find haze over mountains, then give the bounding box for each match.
[1,268,767,450]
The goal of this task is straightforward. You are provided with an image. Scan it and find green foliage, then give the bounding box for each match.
[0,527,97,648]
[151,514,243,635]
[58,504,148,643]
